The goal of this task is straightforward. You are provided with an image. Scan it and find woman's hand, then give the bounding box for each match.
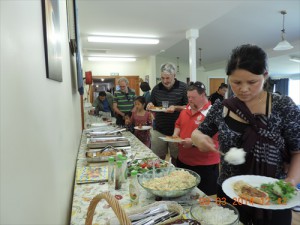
[191,129,218,152]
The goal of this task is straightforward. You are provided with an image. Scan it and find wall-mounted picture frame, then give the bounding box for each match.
[41,0,63,82]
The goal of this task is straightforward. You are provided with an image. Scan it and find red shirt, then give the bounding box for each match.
[175,102,220,166]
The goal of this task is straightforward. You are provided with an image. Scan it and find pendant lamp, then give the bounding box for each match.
[273,10,294,51]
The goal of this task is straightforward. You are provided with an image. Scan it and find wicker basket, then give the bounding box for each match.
[85,192,183,225]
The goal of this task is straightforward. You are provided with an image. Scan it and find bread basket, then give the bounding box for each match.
[85,192,183,225]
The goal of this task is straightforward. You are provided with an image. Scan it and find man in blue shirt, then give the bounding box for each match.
[93,91,114,116]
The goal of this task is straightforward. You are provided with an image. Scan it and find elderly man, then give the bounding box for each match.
[172,81,219,195]
[92,91,114,116]
[147,62,188,164]
[113,77,136,126]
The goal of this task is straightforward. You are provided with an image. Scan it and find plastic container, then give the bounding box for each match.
[108,156,115,185]
[129,170,139,205]
[115,160,122,190]
[121,156,128,182]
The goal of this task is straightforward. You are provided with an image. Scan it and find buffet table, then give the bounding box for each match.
[70,124,205,225]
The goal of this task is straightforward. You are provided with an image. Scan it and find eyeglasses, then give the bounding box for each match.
[189,81,205,90]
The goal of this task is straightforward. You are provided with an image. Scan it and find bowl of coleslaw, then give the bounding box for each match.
[137,167,200,198]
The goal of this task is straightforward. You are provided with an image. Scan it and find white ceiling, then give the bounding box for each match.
[77,0,300,77]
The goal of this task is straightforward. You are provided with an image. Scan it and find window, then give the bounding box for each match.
[289,79,300,106]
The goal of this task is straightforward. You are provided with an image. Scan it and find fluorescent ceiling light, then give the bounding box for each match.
[88,36,159,44]
[88,57,136,62]
[289,56,300,63]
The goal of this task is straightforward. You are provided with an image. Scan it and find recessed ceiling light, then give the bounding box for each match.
[87,36,159,44]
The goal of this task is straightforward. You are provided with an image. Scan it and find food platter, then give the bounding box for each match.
[87,137,130,148]
[127,158,171,175]
[222,175,300,209]
[149,107,167,112]
[134,126,152,130]
[85,148,127,163]
[159,136,183,143]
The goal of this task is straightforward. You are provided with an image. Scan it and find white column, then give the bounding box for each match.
[186,29,199,82]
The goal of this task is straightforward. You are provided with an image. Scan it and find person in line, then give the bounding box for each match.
[126,96,152,148]
[140,82,151,105]
[92,91,114,116]
[113,77,136,126]
[191,44,300,225]
[209,83,228,104]
[146,62,188,165]
[124,112,134,134]
[173,81,220,195]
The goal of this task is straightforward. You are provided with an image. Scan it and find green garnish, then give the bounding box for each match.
[260,180,297,204]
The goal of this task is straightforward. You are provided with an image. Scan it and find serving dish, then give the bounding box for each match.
[127,158,172,176]
[190,200,239,225]
[87,137,130,148]
[88,131,123,138]
[85,148,127,163]
[138,167,200,198]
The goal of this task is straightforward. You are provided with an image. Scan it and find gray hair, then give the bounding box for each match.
[160,62,176,75]
[117,77,129,85]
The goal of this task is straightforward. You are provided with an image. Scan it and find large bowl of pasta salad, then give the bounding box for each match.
[137,167,200,198]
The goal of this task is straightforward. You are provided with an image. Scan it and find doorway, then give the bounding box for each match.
[208,77,226,96]
[89,76,140,103]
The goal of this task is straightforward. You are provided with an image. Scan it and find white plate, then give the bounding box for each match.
[149,108,166,112]
[159,136,183,143]
[222,175,300,210]
[134,126,152,130]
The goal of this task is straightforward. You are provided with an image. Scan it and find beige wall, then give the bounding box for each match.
[0,1,81,224]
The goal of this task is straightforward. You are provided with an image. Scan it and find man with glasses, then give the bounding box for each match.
[113,77,136,126]
[173,81,220,195]
[147,63,188,165]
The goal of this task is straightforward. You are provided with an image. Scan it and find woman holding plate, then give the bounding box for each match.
[191,44,300,225]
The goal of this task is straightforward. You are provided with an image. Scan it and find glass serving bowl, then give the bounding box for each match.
[190,200,239,225]
[137,167,200,198]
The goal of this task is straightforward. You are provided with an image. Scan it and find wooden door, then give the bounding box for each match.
[123,76,140,96]
[209,78,226,95]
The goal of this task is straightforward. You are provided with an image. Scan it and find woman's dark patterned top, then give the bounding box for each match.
[198,93,300,185]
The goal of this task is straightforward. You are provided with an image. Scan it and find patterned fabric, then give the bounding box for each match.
[150,79,188,135]
[198,93,300,185]
[113,88,136,113]
[131,111,152,147]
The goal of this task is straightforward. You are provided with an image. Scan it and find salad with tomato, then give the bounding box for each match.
[127,158,169,175]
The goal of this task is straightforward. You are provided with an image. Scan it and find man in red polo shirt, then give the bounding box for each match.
[173,81,220,195]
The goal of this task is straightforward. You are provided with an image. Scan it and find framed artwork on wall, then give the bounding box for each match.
[41,0,63,82]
